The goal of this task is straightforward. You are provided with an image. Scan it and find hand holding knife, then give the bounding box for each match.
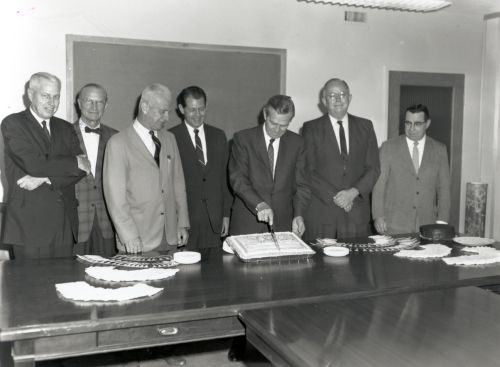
[268,223,280,251]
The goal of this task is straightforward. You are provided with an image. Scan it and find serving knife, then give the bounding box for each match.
[269,224,280,251]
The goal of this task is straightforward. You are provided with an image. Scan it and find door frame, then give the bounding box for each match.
[388,71,464,230]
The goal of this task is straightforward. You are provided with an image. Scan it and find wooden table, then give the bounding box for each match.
[1,243,500,366]
[240,286,500,367]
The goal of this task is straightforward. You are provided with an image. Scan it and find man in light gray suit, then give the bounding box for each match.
[372,104,451,235]
[103,83,189,253]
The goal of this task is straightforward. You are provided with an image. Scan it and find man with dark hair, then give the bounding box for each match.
[302,78,380,240]
[73,83,118,256]
[1,72,90,258]
[170,86,232,249]
[104,83,189,253]
[372,103,451,234]
[229,94,310,236]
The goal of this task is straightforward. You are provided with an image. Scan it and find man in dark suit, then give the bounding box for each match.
[1,72,90,259]
[302,78,380,240]
[372,104,451,234]
[73,84,118,256]
[170,86,232,249]
[229,95,310,236]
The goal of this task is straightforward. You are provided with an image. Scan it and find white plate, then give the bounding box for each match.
[453,237,495,246]
[323,246,349,257]
[173,251,201,264]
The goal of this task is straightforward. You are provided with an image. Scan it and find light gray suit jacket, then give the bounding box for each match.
[372,135,451,234]
[103,125,189,252]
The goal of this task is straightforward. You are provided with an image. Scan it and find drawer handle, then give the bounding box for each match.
[157,327,179,336]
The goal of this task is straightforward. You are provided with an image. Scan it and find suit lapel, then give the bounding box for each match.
[323,115,342,160]
[256,126,274,181]
[94,126,110,182]
[274,131,289,184]
[24,110,51,153]
[127,126,158,168]
[203,126,215,174]
[398,136,417,176]
[73,122,88,156]
[419,137,434,174]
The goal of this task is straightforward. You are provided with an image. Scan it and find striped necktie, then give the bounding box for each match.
[149,130,161,167]
[194,129,205,166]
[268,138,275,178]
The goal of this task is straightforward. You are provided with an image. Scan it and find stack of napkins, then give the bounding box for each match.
[85,266,179,282]
[55,281,163,302]
[394,244,451,259]
[443,246,500,265]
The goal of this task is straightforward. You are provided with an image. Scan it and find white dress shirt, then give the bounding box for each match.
[329,114,350,154]
[263,124,281,176]
[185,122,208,164]
[79,119,100,177]
[133,120,157,157]
[406,135,426,168]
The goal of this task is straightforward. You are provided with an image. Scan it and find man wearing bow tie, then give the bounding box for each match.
[73,84,118,256]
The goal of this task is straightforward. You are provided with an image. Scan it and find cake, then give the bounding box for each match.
[225,231,315,261]
[419,224,455,243]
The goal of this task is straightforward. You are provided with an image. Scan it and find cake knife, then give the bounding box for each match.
[268,224,280,251]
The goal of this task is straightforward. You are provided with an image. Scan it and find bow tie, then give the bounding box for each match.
[84,126,101,134]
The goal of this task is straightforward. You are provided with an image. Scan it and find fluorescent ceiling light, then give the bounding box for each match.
[298,0,452,12]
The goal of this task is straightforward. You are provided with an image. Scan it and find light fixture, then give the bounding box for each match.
[297,0,452,12]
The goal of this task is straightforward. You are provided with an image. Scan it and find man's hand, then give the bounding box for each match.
[334,188,359,211]
[77,154,91,175]
[292,216,305,237]
[256,202,274,226]
[178,227,189,247]
[220,217,230,237]
[374,217,388,234]
[124,237,143,254]
[17,175,50,191]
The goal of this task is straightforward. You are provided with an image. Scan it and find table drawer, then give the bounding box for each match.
[98,317,244,348]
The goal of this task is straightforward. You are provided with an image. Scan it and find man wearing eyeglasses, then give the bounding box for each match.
[302,78,380,240]
[73,84,118,256]
[372,104,450,234]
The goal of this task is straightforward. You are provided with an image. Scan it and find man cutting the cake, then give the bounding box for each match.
[228,95,311,237]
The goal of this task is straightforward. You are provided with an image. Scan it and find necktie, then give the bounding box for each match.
[412,141,419,174]
[268,138,275,178]
[194,129,205,166]
[84,126,101,134]
[337,121,347,160]
[41,120,51,141]
[149,130,161,167]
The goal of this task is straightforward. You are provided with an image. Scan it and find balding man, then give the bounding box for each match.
[103,83,189,253]
[73,83,118,256]
[1,72,90,259]
[302,78,380,240]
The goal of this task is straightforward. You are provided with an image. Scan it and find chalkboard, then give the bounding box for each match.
[66,35,286,138]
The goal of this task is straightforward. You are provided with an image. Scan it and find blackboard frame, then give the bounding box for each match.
[66,34,286,137]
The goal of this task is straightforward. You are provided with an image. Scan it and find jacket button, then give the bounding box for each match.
[203,178,206,182]
[416,191,419,195]
[93,185,97,190]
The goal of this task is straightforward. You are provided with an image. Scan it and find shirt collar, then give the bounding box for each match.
[262,124,281,143]
[406,135,427,146]
[184,121,204,134]
[29,107,47,124]
[79,118,101,130]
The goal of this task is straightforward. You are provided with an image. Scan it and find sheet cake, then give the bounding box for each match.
[225,231,314,261]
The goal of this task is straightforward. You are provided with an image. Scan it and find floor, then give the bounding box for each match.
[1,338,272,367]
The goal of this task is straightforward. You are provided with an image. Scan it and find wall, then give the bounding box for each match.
[0,0,490,232]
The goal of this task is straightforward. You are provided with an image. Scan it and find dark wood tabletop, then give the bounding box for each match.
[240,286,500,367]
[1,241,500,365]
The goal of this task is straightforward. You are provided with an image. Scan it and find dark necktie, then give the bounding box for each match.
[84,126,101,134]
[149,130,161,167]
[268,138,275,178]
[194,129,205,166]
[337,121,348,160]
[41,120,51,142]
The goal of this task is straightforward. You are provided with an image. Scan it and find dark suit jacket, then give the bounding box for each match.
[228,126,310,235]
[73,122,117,242]
[170,123,232,244]
[1,110,85,247]
[302,113,380,238]
[372,135,450,234]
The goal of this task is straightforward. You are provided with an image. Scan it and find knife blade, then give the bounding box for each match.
[269,224,280,251]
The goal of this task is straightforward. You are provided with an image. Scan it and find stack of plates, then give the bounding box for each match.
[453,237,495,247]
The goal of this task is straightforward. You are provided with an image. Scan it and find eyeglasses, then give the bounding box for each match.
[81,99,106,107]
[404,121,427,128]
[325,92,349,101]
